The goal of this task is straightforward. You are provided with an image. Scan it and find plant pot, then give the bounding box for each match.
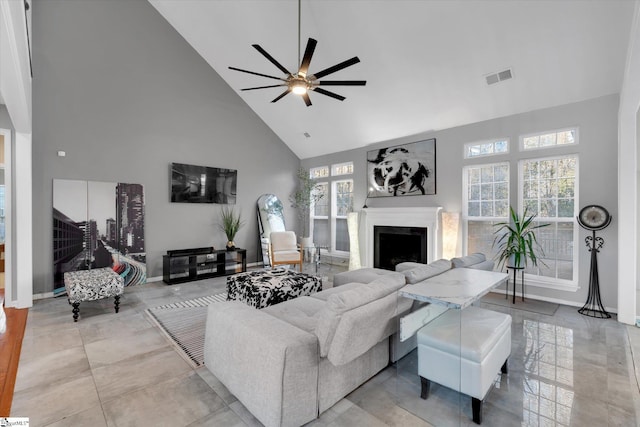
[226,240,236,251]
[508,253,523,268]
[300,236,313,249]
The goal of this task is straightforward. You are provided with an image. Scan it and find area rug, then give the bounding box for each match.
[145,293,227,368]
[481,292,559,316]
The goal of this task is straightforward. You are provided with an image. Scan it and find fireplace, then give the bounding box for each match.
[374,226,427,270]
[359,207,442,268]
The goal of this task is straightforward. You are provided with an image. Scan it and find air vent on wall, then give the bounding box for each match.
[485,68,513,86]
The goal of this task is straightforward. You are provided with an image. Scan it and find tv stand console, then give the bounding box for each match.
[162,247,247,285]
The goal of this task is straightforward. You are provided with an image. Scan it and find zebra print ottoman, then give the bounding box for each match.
[226,268,322,309]
[64,267,124,322]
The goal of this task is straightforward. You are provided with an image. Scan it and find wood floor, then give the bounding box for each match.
[0,289,29,416]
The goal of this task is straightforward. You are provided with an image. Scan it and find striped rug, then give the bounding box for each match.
[145,292,227,368]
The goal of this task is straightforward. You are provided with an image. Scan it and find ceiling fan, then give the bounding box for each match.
[228,1,366,107]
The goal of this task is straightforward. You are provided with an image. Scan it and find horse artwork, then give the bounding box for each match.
[367,138,436,197]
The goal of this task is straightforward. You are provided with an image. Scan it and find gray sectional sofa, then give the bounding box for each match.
[203,253,495,427]
[204,269,410,427]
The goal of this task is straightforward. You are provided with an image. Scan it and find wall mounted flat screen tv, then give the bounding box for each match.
[170,162,237,204]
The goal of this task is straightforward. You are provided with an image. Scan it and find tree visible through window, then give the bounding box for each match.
[520,156,578,281]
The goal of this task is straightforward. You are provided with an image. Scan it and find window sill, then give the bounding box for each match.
[521,275,579,292]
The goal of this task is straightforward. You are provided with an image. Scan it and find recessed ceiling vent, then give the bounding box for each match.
[485,68,513,86]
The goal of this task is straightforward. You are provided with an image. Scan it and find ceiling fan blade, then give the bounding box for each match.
[252,44,291,76]
[313,87,346,101]
[241,84,287,91]
[302,92,312,107]
[318,80,367,86]
[271,89,291,103]
[228,66,287,81]
[311,57,360,79]
[298,38,317,77]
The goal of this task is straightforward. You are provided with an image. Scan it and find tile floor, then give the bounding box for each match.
[10,266,640,426]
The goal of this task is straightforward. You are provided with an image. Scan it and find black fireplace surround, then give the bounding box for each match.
[374,226,427,271]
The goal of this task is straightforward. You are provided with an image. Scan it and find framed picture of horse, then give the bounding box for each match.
[366,138,436,197]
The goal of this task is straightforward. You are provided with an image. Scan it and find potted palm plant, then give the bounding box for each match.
[219,206,244,251]
[289,168,324,248]
[493,206,549,269]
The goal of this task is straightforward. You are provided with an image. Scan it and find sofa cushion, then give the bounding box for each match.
[327,274,405,312]
[332,268,396,287]
[451,252,486,268]
[395,262,427,273]
[467,259,495,271]
[327,292,397,365]
[400,259,452,284]
[310,282,364,302]
[314,273,405,357]
[263,296,325,334]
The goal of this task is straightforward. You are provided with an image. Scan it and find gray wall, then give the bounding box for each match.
[303,94,619,309]
[0,105,14,130]
[32,0,300,294]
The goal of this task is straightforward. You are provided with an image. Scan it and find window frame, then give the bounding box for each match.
[463,138,510,159]
[462,162,510,257]
[331,162,354,177]
[519,127,579,152]
[331,178,354,255]
[309,165,329,179]
[308,162,355,256]
[310,180,329,248]
[517,154,579,290]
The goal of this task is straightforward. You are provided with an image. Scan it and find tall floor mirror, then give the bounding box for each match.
[256,194,286,267]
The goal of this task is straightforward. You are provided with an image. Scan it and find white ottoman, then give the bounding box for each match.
[417,306,511,424]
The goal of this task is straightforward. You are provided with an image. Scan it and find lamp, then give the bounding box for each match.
[442,212,460,260]
[347,212,361,270]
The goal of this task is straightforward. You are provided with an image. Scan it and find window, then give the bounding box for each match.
[332,179,353,253]
[464,138,509,158]
[331,162,353,176]
[309,162,354,254]
[521,128,577,151]
[311,182,329,247]
[520,155,578,283]
[310,166,329,179]
[463,162,509,258]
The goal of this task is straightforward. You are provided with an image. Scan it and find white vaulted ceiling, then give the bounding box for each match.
[149,0,634,159]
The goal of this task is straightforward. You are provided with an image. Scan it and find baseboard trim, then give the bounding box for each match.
[489,289,618,315]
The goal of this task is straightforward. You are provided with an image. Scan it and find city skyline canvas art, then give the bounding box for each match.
[53,179,146,294]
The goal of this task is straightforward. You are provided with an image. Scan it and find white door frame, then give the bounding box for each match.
[0,127,11,306]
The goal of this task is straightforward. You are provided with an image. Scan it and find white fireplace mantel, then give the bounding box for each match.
[359,207,443,268]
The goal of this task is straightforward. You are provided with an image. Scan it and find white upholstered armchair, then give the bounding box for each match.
[269,231,303,271]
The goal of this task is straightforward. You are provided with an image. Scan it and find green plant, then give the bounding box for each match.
[492,206,549,269]
[289,168,324,238]
[219,206,244,242]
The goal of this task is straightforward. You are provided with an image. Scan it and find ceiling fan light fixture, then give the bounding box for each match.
[228,0,365,106]
[290,78,308,95]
